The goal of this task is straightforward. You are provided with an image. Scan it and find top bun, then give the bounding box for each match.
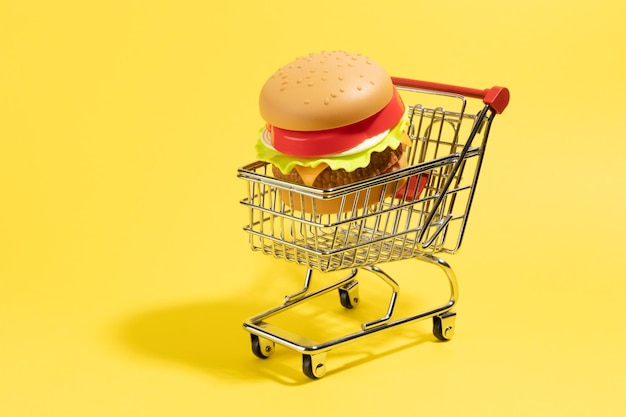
[259,51,394,131]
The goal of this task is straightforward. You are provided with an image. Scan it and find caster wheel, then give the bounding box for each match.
[433,311,457,341]
[302,353,327,379]
[250,334,275,359]
[338,281,359,309]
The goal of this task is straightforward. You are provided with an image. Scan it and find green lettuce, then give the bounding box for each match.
[256,111,410,175]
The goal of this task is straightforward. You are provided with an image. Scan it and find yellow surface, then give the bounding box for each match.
[2,0,625,415]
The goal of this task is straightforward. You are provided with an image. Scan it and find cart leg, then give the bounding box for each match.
[284,268,313,303]
[246,268,359,324]
[419,254,458,306]
[360,265,400,330]
[417,254,459,341]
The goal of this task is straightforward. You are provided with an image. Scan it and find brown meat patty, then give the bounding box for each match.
[272,144,407,189]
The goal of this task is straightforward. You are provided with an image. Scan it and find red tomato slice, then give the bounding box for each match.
[270,88,405,157]
[395,173,429,201]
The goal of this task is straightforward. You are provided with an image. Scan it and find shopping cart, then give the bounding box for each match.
[238,77,509,379]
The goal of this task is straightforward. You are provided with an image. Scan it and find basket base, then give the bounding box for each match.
[243,255,458,379]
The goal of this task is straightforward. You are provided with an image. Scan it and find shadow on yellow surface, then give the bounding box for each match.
[117,264,449,384]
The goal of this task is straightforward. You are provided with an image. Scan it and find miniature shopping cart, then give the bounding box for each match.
[238,78,509,379]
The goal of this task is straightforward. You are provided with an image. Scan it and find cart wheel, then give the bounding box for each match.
[433,311,457,341]
[338,281,360,309]
[250,334,275,359]
[302,353,327,379]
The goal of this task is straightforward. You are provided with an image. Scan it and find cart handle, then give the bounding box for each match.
[392,77,510,114]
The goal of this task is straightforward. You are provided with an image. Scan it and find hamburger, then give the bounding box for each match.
[255,51,412,212]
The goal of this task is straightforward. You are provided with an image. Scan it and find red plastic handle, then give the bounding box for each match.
[391,77,510,114]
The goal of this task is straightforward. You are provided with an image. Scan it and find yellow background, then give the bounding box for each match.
[2,0,625,415]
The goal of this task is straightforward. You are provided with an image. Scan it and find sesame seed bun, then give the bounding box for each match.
[256,50,410,213]
[259,51,395,131]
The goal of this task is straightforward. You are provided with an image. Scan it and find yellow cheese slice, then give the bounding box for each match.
[294,163,329,187]
[400,132,412,147]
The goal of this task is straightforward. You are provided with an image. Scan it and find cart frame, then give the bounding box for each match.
[238,78,509,379]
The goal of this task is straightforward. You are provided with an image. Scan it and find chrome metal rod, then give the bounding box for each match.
[244,257,459,355]
[284,268,313,303]
[361,265,401,330]
[247,268,359,324]
[244,297,455,354]
[419,105,490,246]
[418,254,459,304]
